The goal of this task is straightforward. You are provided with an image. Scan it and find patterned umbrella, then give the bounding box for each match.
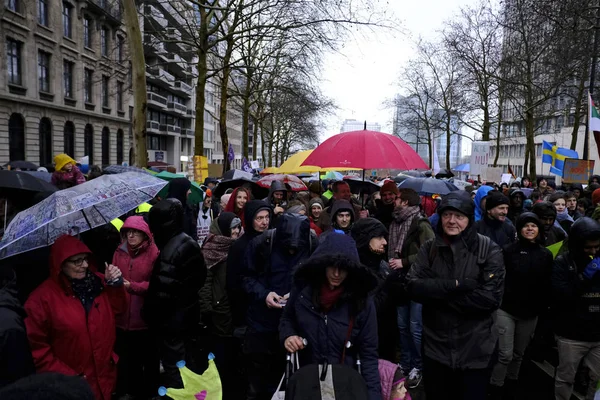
[256,174,308,192]
[0,172,167,259]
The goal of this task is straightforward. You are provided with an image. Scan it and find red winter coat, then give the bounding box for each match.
[112,216,159,331]
[24,235,125,400]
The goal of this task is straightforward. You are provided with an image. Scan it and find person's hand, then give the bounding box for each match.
[123,279,131,289]
[389,259,403,270]
[104,263,122,281]
[274,206,284,215]
[284,335,305,353]
[456,278,478,291]
[584,257,600,279]
[266,292,283,308]
[359,210,369,219]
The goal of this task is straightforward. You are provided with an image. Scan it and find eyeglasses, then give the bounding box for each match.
[126,230,143,237]
[67,256,88,267]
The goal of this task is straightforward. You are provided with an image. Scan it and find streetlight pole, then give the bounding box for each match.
[584,0,600,160]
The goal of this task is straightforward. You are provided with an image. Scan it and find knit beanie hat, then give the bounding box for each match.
[309,197,324,210]
[350,218,388,250]
[593,188,600,205]
[309,231,360,264]
[308,181,322,195]
[485,192,510,211]
[437,191,474,218]
[381,181,399,195]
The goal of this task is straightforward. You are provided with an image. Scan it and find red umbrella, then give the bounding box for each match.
[302,130,428,170]
[256,174,308,192]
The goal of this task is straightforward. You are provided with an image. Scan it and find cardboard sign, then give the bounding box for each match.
[481,167,503,183]
[562,159,595,184]
[470,141,490,175]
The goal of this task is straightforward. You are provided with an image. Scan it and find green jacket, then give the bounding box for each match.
[399,217,435,269]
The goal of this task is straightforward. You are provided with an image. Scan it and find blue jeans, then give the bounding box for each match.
[397,302,423,370]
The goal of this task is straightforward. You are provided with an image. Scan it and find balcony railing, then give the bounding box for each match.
[167,101,187,114]
[158,69,175,86]
[143,5,167,29]
[146,120,160,133]
[181,129,191,136]
[165,28,182,41]
[147,92,168,107]
[165,124,182,134]
[174,81,192,92]
[87,0,122,23]
[187,109,195,117]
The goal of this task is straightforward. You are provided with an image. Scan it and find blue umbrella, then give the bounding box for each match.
[322,171,343,180]
[398,177,459,195]
[452,163,470,172]
[103,165,149,175]
[0,172,167,259]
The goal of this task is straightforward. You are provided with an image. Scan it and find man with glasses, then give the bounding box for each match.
[406,191,505,400]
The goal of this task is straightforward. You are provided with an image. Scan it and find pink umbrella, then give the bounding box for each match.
[256,174,308,192]
[302,130,428,170]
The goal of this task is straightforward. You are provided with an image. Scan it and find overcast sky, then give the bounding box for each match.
[319,0,478,147]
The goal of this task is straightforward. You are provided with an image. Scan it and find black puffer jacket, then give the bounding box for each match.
[552,217,600,341]
[279,233,381,400]
[143,199,206,331]
[167,178,198,241]
[407,192,505,369]
[500,213,553,318]
[0,267,34,389]
[226,200,272,327]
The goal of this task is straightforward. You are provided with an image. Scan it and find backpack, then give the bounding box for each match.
[255,228,317,274]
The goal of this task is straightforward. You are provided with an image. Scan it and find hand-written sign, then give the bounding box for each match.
[562,159,595,184]
[470,141,490,175]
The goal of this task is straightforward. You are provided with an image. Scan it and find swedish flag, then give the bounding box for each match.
[542,141,579,176]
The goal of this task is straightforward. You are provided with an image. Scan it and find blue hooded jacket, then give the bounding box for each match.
[474,186,495,221]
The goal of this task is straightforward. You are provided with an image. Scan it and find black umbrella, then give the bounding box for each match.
[4,161,40,171]
[213,178,268,200]
[435,168,455,178]
[0,170,57,195]
[401,170,427,177]
[343,177,380,195]
[222,169,254,181]
[398,177,459,195]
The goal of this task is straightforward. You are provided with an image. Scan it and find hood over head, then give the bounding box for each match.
[590,175,600,185]
[53,153,77,172]
[148,198,184,247]
[167,178,191,208]
[0,266,25,318]
[570,183,584,192]
[268,180,288,203]
[509,189,525,199]
[243,200,272,236]
[515,212,544,243]
[216,211,238,237]
[532,201,557,220]
[474,185,495,220]
[330,199,356,223]
[568,217,600,266]
[122,215,152,240]
[350,218,388,250]
[225,187,251,213]
[274,213,310,250]
[294,233,377,306]
[50,235,95,280]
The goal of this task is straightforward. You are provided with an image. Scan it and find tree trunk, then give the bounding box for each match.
[218,36,235,175]
[122,0,147,167]
[570,61,588,150]
[241,74,252,159]
[252,115,259,161]
[525,109,536,178]
[194,8,209,157]
[482,99,490,141]
[445,116,451,169]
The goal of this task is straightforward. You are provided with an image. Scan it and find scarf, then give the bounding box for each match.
[555,208,574,224]
[202,234,236,269]
[69,270,103,314]
[320,283,344,313]
[388,206,421,259]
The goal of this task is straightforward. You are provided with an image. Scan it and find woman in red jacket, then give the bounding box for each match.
[112,216,160,399]
[24,234,125,400]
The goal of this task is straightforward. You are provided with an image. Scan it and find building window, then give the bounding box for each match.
[7,0,19,13]
[7,39,21,85]
[117,81,124,111]
[83,17,92,48]
[84,124,94,164]
[38,51,50,93]
[8,113,25,161]
[84,68,93,103]
[116,129,124,164]
[117,36,124,62]
[102,76,110,108]
[39,118,52,166]
[38,0,48,26]
[63,60,73,98]
[101,127,110,165]
[64,121,75,156]
[62,2,72,38]
[101,27,108,57]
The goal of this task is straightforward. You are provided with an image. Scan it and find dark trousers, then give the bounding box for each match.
[115,329,160,399]
[243,331,286,400]
[423,356,492,400]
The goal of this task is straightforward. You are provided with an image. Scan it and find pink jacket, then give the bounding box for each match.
[51,165,86,189]
[112,216,159,331]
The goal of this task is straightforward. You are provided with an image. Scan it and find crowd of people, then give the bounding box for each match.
[0,156,599,400]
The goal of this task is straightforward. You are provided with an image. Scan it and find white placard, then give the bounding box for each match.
[470,141,490,175]
[482,167,503,183]
[250,160,260,169]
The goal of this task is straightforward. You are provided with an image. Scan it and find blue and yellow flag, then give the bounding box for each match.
[542,141,578,176]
